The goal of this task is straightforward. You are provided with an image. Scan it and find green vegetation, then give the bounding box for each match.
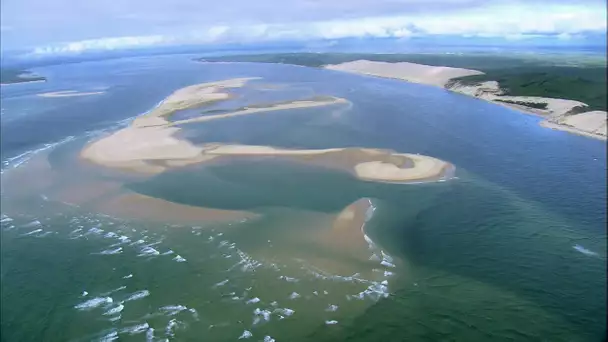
[198,52,607,111]
[0,69,46,84]
[451,67,606,111]
[494,99,548,109]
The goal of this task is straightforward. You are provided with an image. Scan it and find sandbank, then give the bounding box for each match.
[38,90,105,98]
[81,77,453,184]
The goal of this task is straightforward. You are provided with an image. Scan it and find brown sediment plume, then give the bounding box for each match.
[94,193,256,224]
[81,77,453,183]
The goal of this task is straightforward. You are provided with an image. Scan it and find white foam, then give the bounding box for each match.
[104,232,118,238]
[573,244,598,256]
[288,292,300,300]
[23,220,42,228]
[253,308,271,325]
[159,305,188,316]
[246,297,260,304]
[75,297,113,310]
[173,255,186,262]
[189,308,199,320]
[166,319,179,337]
[161,250,174,255]
[380,260,396,268]
[325,320,339,325]
[108,315,121,322]
[36,231,53,238]
[238,330,253,339]
[101,286,127,296]
[22,228,42,236]
[123,274,133,279]
[0,217,13,223]
[121,323,150,335]
[118,236,131,243]
[98,247,123,255]
[146,327,154,342]
[124,290,150,302]
[82,291,89,297]
[138,246,160,257]
[98,330,118,342]
[103,304,124,316]
[278,276,299,283]
[213,279,229,288]
[384,271,394,277]
[274,308,295,316]
[325,304,339,312]
[264,336,275,342]
[1,135,75,172]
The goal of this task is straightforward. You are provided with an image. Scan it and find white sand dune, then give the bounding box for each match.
[325,60,483,87]
[325,60,606,140]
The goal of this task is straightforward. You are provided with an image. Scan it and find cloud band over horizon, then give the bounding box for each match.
[1,0,606,55]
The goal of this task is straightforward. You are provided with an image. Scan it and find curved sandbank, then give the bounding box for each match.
[38,90,105,98]
[81,77,453,183]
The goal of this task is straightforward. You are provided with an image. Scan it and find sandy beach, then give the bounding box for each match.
[81,77,453,183]
[324,60,607,140]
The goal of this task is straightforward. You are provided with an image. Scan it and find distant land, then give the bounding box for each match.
[0,69,46,85]
[198,53,607,139]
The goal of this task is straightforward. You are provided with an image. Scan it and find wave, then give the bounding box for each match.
[573,244,598,256]
[103,304,124,316]
[123,290,150,302]
[75,296,113,310]
[1,135,75,173]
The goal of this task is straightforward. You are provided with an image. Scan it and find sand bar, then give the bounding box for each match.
[38,90,105,98]
[81,77,453,183]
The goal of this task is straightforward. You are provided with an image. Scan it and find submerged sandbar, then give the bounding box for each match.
[81,77,453,183]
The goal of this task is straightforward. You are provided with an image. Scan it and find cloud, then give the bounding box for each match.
[3,0,605,54]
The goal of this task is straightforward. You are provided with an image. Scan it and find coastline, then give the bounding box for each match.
[321,60,607,141]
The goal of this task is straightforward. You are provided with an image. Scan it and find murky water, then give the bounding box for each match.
[1,55,606,341]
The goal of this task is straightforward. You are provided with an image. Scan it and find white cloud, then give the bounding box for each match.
[23,2,606,55]
[31,35,167,55]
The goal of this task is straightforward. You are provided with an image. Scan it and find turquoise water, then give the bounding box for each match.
[1,55,606,341]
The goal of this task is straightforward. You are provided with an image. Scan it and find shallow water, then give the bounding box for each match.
[1,54,606,341]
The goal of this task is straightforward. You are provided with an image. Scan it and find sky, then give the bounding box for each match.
[1,0,606,55]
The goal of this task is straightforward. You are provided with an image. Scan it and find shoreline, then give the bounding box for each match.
[80,77,454,184]
[320,60,606,141]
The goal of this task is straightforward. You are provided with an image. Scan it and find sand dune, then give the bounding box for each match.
[81,77,453,183]
[325,60,606,140]
[325,60,483,87]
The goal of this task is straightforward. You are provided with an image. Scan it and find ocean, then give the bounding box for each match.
[1,54,606,342]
